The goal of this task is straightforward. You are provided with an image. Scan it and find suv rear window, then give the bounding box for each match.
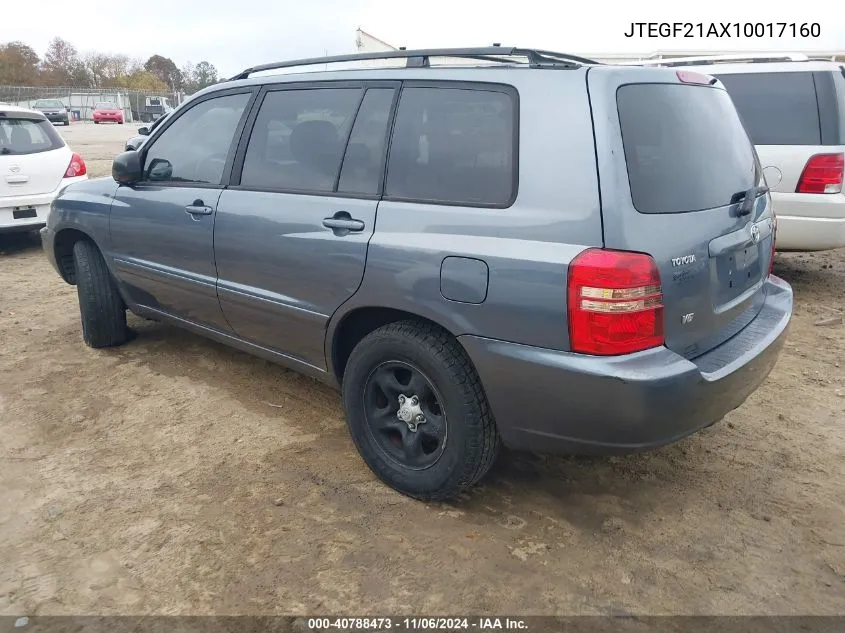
[0,116,65,155]
[617,84,757,215]
[714,72,821,145]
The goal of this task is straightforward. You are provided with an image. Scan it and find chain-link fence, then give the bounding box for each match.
[0,85,185,123]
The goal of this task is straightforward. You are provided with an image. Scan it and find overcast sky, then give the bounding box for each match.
[3,0,844,78]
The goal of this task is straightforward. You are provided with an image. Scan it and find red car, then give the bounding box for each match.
[92,102,124,124]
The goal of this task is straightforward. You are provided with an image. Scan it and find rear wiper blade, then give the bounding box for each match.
[730,185,769,216]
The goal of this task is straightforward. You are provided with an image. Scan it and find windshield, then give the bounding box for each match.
[617,83,758,214]
[96,102,117,109]
[0,117,65,155]
[34,100,63,108]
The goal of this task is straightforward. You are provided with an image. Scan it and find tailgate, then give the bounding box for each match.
[587,67,776,359]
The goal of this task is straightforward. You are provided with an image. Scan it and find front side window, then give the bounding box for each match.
[384,86,516,206]
[240,88,363,193]
[143,92,250,185]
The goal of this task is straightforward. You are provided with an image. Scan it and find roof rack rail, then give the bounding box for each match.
[228,47,600,80]
[618,53,811,67]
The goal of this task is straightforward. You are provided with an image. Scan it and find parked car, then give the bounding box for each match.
[1,105,87,233]
[635,54,845,252]
[31,99,70,126]
[125,110,172,151]
[92,102,124,125]
[42,47,792,500]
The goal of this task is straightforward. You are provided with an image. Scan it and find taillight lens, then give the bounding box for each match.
[795,153,844,194]
[567,249,664,356]
[64,152,86,178]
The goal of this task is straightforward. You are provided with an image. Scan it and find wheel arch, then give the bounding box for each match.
[53,227,98,284]
[327,306,464,385]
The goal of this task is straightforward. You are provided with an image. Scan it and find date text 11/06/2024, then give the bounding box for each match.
[623,22,821,38]
[307,618,528,630]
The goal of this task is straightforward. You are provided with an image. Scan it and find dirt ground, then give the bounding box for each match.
[0,122,843,617]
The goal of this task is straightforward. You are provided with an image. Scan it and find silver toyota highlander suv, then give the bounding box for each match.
[41,47,793,500]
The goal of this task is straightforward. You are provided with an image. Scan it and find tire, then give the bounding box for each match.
[118,120,124,125]
[342,320,500,500]
[94,120,99,124]
[72,239,128,348]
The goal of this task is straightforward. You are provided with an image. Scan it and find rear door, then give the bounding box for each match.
[214,81,398,369]
[588,67,775,359]
[0,113,68,198]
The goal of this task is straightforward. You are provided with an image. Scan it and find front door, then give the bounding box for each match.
[109,90,254,332]
[214,83,398,369]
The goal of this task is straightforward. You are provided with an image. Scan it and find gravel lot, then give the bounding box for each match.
[1,122,844,616]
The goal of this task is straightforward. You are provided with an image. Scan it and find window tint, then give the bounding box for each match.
[34,100,63,108]
[715,72,821,145]
[143,92,250,185]
[337,88,394,195]
[240,88,363,192]
[0,117,65,155]
[385,87,515,206]
[618,84,758,214]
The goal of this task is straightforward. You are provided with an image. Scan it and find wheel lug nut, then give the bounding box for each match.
[398,395,406,404]
[416,414,424,422]
[411,396,418,405]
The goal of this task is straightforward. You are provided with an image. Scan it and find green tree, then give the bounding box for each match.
[0,41,41,85]
[192,61,218,90]
[144,54,180,90]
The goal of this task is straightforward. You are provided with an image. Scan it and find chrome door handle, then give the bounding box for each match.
[185,202,213,216]
[322,217,365,231]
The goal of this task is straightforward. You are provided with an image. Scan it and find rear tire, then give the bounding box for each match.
[94,121,99,124]
[72,240,128,348]
[342,320,500,501]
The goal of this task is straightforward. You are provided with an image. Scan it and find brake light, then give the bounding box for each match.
[795,153,844,194]
[676,70,714,85]
[64,152,86,178]
[567,249,664,356]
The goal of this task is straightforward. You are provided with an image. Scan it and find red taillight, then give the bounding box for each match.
[795,153,844,194]
[64,152,86,178]
[567,249,664,356]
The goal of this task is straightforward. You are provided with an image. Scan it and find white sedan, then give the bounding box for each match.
[1,105,88,234]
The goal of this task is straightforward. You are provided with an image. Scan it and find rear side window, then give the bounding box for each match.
[715,72,821,145]
[618,84,757,215]
[385,86,516,207]
[0,117,65,155]
[337,88,395,195]
[240,88,363,193]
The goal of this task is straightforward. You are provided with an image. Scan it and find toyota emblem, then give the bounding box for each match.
[9,164,20,174]
[750,224,760,244]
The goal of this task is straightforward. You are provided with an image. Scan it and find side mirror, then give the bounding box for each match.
[112,151,143,185]
[147,158,173,181]
[138,126,150,136]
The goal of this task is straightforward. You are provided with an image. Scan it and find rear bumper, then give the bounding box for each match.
[460,276,792,455]
[771,191,845,251]
[0,176,88,231]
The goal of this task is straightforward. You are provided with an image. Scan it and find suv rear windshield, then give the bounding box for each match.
[617,83,757,215]
[0,116,65,155]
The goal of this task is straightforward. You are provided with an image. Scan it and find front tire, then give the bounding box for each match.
[72,240,128,348]
[342,320,500,500]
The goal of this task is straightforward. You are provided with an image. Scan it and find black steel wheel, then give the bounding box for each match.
[342,320,500,500]
[363,360,448,470]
